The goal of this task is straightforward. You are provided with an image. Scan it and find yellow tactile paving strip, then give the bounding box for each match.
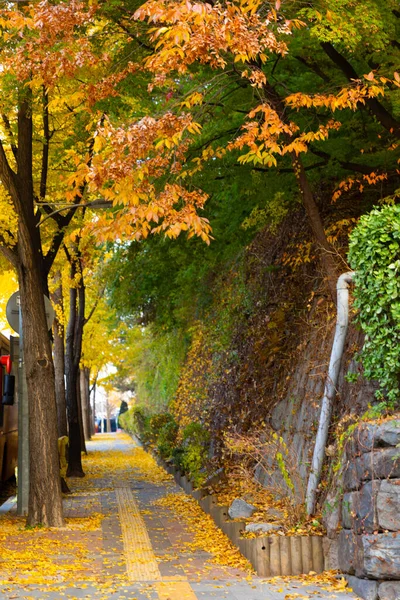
[116,486,198,598]
[115,487,162,582]
[156,580,198,600]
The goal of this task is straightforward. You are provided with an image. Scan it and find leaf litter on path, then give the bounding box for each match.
[0,433,354,598]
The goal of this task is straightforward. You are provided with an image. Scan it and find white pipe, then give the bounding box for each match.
[305,271,355,516]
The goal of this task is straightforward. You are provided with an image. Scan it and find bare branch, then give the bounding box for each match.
[37,199,113,227]
[84,287,105,326]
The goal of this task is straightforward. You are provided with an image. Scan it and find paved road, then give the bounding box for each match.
[0,433,358,600]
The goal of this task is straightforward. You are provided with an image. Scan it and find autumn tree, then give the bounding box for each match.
[133,0,400,300]
[63,234,108,475]
[0,0,213,526]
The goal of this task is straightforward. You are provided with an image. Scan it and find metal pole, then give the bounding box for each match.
[17,298,29,516]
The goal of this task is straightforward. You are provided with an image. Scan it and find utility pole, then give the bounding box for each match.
[17,301,29,516]
[6,291,55,516]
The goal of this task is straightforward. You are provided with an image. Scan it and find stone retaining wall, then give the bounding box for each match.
[339,419,400,600]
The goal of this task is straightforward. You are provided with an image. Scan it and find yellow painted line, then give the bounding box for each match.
[115,487,162,582]
[155,580,198,600]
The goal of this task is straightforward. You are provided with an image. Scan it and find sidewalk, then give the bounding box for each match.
[0,433,358,600]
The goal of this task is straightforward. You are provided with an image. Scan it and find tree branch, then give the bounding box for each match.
[0,139,18,203]
[310,148,377,174]
[43,117,105,277]
[187,127,239,159]
[38,199,113,227]
[0,239,19,269]
[321,42,400,136]
[115,19,155,53]
[244,160,328,174]
[1,114,18,162]
[294,55,330,83]
[84,287,105,326]
[40,86,50,201]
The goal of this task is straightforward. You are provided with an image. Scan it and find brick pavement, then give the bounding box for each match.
[0,433,358,600]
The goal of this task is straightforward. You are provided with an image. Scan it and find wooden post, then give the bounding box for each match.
[226,521,244,545]
[311,536,324,573]
[200,495,212,513]
[301,536,313,574]
[280,536,292,575]
[290,536,303,575]
[238,535,249,560]
[255,537,271,577]
[269,536,281,576]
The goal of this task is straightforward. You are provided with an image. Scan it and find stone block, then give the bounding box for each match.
[346,576,378,600]
[344,460,362,492]
[377,479,400,532]
[245,522,281,534]
[267,507,285,519]
[342,482,380,534]
[362,449,400,481]
[323,488,342,538]
[344,449,400,491]
[338,529,363,575]
[228,499,256,519]
[348,421,400,457]
[342,492,358,530]
[378,581,400,600]
[361,533,400,579]
[323,536,339,570]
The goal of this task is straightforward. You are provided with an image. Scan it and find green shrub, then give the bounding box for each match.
[119,405,151,439]
[348,202,400,409]
[157,418,179,460]
[171,446,185,471]
[146,412,173,444]
[180,423,210,487]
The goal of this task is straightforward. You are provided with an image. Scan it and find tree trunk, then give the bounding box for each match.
[76,375,87,454]
[91,378,97,435]
[51,272,67,438]
[0,92,64,526]
[262,81,339,302]
[18,258,64,526]
[80,368,91,441]
[106,395,111,434]
[12,95,64,527]
[65,251,85,477]
[291,155,338,302]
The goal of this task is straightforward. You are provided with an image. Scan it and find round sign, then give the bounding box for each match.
[6,291,55,334]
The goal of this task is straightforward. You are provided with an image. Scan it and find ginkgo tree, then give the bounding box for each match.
[0,0,212,527]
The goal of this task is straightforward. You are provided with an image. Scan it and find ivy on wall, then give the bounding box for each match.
[349,201,400,407]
